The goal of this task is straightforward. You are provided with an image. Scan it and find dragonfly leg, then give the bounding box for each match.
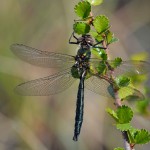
[93,41,107,49]
[69,32,79,45]
[94,46,107,49]
[93,40,103,46]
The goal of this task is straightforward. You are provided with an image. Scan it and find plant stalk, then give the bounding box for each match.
[102,40,134,150]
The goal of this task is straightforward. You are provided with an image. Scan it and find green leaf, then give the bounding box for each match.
[115,76,130,88]
[118,86,135,100]
[111,57,122,68]
[73,22,90,35]
[86,0,103,6]
[109,37,119,44]
[127,128,139,144]
[90,30,104,42]
[90,30,98,38]
[74,1,91,19]
[116,123,132,131]
[116,105,133,124]
[114,147,125,150]
[106,30,113,44]
[95,34,104,42]
[93,15,109,33]
[91,49,107,60]
[99,49,107,60]
[105,30,119,44]
[106,108,118,122]
[95,61,107,74]
[134,129,150,144]
[91,48,101,58]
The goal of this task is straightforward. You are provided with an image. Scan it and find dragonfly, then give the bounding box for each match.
[11,32,150,141]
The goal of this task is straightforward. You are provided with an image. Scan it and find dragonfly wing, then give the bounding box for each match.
[85,76,114,98]
[15,68,76,96]
[90,59,150,76]
[118,86,145,100]
[85,76,145,100]
[11,44,75,68]
[111,60,150,76]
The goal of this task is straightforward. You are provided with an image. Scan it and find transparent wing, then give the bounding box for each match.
[112,60,150,76]
[11,44,75,68]
[15,68,76,96]
[85,76,144,100]
[85,76,113,98]
[118,87,145,100]
[89,59,150,76]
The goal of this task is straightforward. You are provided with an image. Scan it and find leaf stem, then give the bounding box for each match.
[102,40,134,150]
[113,75,134,150]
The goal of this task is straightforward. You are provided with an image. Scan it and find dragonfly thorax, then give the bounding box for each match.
[71,35,93,79]
[71,54,90,79]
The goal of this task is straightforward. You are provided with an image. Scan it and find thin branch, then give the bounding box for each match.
[102,40,134,150]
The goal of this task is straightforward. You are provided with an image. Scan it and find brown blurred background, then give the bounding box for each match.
[0,0,150,150]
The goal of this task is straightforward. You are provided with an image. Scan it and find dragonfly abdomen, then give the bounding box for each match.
[73,77,84,141]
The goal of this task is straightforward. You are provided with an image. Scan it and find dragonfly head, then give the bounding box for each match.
[78,34,94,48]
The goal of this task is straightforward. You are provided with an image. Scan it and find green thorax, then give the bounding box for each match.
[71,47,91,79]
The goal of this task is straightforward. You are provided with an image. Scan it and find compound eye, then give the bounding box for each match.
[86,37,94,44]
[88,40,94,45]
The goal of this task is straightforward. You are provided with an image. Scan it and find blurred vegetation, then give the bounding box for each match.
[0,0,150,150]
